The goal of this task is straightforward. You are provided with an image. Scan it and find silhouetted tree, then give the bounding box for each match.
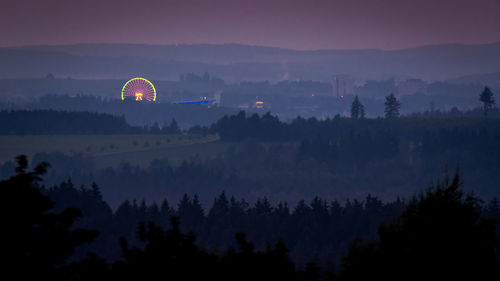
[177,194,204,234]
[338,172,500,280]
[203,72,210,81]
[0,155,98,280]
[150,122,161,134]
[480,86,495,116]
[162,119,181,134]
[113,217,214,281]
[384,93,400,118]
[350,96,365,119]
[113,217,300,281]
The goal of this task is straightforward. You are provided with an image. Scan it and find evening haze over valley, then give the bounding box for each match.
[1,0,500,280]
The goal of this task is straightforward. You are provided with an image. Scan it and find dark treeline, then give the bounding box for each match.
[3,156,500,280]
[44,178,405,267]
[0,110,140,135]
[409,106,500,118]
[0,109,183,135]
[2,110,500,208]
[2,103,500,137]
[211,110,500,141]
[3,110,500,209]
[3,155,315,281]
[205,112,500,199]
[4,94,236,128]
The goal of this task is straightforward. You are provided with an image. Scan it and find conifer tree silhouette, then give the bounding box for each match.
[338,171,500,280]
[0,155,98,280]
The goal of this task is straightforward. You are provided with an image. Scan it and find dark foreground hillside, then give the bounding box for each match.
[2,155,499,280]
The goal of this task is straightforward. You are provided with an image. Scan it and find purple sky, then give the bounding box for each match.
[1,0,499,50]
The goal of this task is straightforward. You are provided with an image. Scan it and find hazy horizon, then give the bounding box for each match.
[3,41,500,52]
[2,0,499,50]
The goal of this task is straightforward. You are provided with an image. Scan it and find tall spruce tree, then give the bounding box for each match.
[384,93,401,118]
[479,86,495,117]
[350,95,365,119]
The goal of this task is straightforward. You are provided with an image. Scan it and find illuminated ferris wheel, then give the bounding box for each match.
[121,77,156,102]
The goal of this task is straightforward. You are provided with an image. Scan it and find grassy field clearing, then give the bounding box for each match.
[0,134,226,167]
[94,141,230,168]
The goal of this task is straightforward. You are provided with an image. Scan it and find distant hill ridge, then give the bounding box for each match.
[1,42,499,82]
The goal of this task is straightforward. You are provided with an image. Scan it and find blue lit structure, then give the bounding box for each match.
[172,99,216,105]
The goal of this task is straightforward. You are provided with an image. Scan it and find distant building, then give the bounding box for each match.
[213,91,222,106]
[332,75,354,97]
